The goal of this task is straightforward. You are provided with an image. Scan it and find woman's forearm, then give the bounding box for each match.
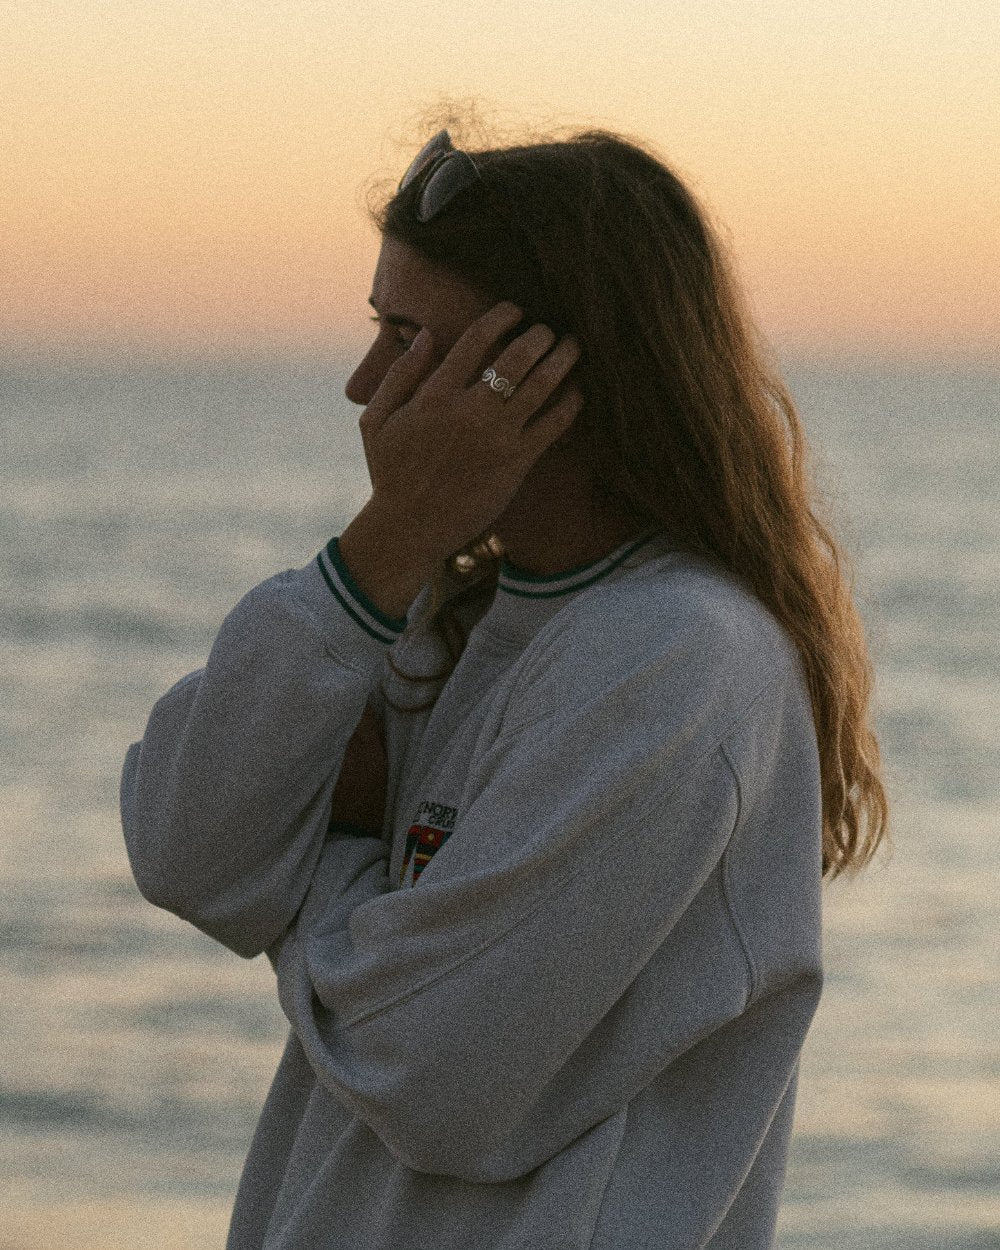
[120,559,396,957]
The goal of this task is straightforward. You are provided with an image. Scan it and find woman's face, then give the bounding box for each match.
[345,234,494,407]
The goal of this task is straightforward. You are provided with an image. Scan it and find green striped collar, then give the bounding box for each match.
[467,527,669,647]
[497,529,664,600]
[317,528,670,649]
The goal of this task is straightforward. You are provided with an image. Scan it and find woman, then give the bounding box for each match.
[121,127,888,1249]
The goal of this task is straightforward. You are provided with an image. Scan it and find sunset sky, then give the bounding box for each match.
[4,0,998,363]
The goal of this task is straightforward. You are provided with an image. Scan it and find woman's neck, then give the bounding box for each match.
[490,438,647,576]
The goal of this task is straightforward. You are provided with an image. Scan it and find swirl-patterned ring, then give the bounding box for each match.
[481,367,516,400]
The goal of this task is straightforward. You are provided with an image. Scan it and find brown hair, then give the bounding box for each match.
[373,125,889,880]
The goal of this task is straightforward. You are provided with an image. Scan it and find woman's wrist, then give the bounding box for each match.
[338,502,437,621]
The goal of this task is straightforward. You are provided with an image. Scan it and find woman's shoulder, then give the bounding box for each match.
[573,549,792,662]
[516,549,802,716]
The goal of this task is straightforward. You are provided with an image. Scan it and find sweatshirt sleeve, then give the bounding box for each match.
[119,538,409,958]
[266,604,816,1184]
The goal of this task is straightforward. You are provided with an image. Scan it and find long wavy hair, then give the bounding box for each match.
[372,124,888,880]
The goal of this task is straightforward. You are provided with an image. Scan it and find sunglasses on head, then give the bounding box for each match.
[398,129,482,224]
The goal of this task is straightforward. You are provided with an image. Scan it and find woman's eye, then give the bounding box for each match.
[370,315,415,349]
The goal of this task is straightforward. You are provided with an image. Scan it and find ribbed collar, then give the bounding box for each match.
[472,528,670,646]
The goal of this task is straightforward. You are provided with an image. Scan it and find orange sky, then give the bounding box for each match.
[4,1,998,363]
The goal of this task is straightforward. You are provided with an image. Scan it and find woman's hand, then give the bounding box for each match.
[357,302,582,575]
[327,699,388,838]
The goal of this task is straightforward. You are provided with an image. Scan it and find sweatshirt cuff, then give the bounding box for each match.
[318,536,410,640]
[292,536,416,657]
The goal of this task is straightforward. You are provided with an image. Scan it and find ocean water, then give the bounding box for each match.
[1,353,997,1249]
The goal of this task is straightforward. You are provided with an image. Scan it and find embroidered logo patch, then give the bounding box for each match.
[399,799,458,886]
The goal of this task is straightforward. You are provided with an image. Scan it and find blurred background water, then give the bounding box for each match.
[1,353,997,1249]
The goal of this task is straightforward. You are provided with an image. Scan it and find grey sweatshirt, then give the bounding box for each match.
[120,529,824,1250]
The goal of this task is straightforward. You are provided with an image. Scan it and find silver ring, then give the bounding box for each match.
[481,367,516,400]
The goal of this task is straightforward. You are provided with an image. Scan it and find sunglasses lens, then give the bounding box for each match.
[416,152,479,223]
[398,129,452,191]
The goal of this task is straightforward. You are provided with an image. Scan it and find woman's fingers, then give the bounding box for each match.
[436,302,525,388]
[491,331,580,420]
[430,304,580,424]
[482,323,557,393]
[451,305,581,422]
[521,379,585,453]
[361,327,435,429]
